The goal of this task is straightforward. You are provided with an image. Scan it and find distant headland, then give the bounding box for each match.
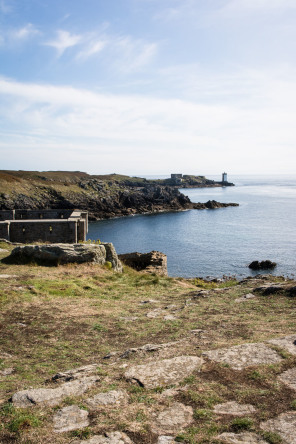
[0,170,237,220]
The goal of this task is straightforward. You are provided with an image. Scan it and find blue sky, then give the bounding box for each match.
[1,0,296,175]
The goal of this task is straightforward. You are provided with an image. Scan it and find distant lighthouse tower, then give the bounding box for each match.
[222,172,228,183]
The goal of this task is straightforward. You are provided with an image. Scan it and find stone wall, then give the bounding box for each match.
[0,209,88,243]
[0,210,14,221]
[0,221,10,240]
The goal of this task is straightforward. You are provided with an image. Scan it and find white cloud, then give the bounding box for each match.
[114,37,158,72]
[222,0,296,14]
[0,69,295,174]
[12,23,40,40]
[44,30,82,56]
[0,0,12,14]
[76,39,106,60]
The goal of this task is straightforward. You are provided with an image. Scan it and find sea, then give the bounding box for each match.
[87,175,296,279]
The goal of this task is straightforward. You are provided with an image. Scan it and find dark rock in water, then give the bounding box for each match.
[5,243,122,271]
[248,260,277,270]
[193,200,239,210]
[119,251,167,276]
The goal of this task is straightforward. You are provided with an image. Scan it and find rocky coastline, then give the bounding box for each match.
[0,171,238,220]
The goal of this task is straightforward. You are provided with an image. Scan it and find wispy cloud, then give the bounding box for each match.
[0,0,12,14]
[11,23,40,40]
[76,39,106,60]
[114,37,158,72]
[44,30,82,56]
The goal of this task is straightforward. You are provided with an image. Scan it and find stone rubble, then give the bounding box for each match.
[51,364,99,382]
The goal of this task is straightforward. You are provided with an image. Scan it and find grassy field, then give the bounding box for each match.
[0,241,295,443]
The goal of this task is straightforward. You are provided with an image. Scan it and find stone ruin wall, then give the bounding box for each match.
[0,209,88,244]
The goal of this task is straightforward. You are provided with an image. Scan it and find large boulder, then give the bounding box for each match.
[5,242,122,271]
[119,251,167,276]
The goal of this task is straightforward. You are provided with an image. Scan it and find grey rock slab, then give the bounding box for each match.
[157,437,177,444]
[72,432,134,443]
[119,341,180,359]
[85,390,128,408]
[124,355,204,388]
[203,343,282,370]
[217,432,269,443]
[0,248,9,253]
[213,401,256,416]
[0,274,16,278]
[52,364,98,382]
[7,243,122,271]
[267,335,296,356]
[163,314,177,321]
[146,309,165,318]
[12,376,98,407]
[260,411,296,444]
[235,293,256,303]
[0,367,14,377]
[278,367,296,391]
[151,402,193,434]
[53,405,89,433]
[0,352,13,359]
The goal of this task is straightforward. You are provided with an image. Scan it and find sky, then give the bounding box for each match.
[0,0,296,176]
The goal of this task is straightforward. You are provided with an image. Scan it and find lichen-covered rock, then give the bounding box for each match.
[213,401,256,416]
[152,402,193,434]
[124,355,203,388]
[203,343,282,370]
[278,367,296,391]
[267,335,296,356]
[86,390,128,408]
[11,376,98,407]
[6,243,122,270]
[53,405,89,433]
[217,432,269,443]
[157,437,177,444]
[72,431,134,443]
[260,411,296,444]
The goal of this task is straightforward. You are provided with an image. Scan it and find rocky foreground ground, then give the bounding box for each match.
[0,242,295,443]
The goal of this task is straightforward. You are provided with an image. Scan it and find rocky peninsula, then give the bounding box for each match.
[0,171,238,220]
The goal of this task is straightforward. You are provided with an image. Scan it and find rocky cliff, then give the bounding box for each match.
[0,171,238,220]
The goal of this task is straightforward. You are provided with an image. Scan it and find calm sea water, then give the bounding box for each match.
[87,175,296,278]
